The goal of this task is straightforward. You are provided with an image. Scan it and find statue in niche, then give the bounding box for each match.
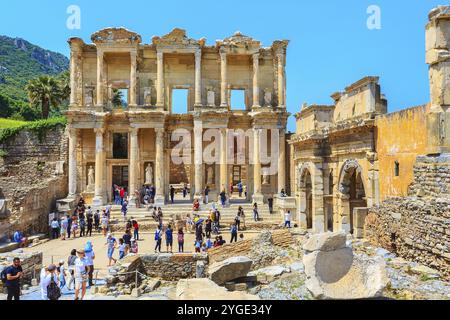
[87,166,95,192]
[262,168,270,185]
[206,166,214,185]
[144,87,152,105]
[145,163,153,185]
[85,86,95,106]
[207,89,215,106]
[264,89,272,107]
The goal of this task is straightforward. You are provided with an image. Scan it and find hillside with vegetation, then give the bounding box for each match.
[0,35,69,120]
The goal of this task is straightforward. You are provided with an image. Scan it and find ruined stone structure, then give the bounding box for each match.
[0,126,68,240]
[66,28,289,207]
[290,6,450,237]
[290,6,450,277]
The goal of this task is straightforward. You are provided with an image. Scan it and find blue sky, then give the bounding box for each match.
[0,0,442,132]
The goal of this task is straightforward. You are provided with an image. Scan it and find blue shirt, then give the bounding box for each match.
[165,229,173,241]
[13,232,22,243]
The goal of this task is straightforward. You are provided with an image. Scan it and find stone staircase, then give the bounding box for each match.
[108,202,282,231]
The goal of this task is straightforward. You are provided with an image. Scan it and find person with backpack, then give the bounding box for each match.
[2,257,23,300]
[165,225,173,253]
[154,226,163,253]
[74,249,88,300]
[177,228,185,253]
[230,223,238,243]
[41,264,60,300]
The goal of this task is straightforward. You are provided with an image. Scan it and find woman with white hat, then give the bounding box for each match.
[74,249,88,300]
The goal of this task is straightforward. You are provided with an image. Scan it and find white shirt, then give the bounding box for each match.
[40,273,58,300]
[85,251,95,266]
[285,212,291,222]
[74,257,87,277]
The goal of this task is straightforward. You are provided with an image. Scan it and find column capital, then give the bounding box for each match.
[94,127,105,135]
[277,53,285,64]
[129,127,139,136]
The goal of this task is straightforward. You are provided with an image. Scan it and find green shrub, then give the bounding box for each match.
[0,116,67,143]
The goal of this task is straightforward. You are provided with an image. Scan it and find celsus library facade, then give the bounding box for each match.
[66,28,290,207]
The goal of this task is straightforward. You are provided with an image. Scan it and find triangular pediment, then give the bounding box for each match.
[91,27,142,44]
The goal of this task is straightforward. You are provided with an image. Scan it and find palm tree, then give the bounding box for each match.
[57,71,71,103]
[112,88,124,107]
[26,75,62,119]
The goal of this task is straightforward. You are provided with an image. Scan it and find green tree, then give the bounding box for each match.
[25,75,62,119]
[112,88,124,107]
[56,71,71,103]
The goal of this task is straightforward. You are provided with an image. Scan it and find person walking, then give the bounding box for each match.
[253,203,260,222]
[106,233,117,267]
[84,241,95,287]
[170,185,175,204]
[119,187,125,205]
[238,181,243,198]
[79,215,86,237]
[205,218,212,238]
[40,264,60,300]
[284,210,292,228]
[234,212,241,231]
[60,216,68,240]
[230,223,238,243]
[67,249,77,290]
[74,249,88,300]
[101,213,109,236]
[3,257,23,300]
[132,219,140,241]
[165,225,173,253]
[154,226,163,253]
[57,260,66,289]
[220,189,227,208]
[268,194,274,214]
[204,186,210,204]
[118,239,127,259]
[177,228,185,253]
[94,210,100,233]
[50,218,59,240]
[183,183,188,199]
[121,200,128,222]
[71,215,79,238]
[86,210,93,237]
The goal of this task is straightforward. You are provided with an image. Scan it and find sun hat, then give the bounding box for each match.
[76,248,85,254]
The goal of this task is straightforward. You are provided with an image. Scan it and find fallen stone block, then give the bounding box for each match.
[303,232,347,252]
[208,256,253,285]
[176,278,259,300]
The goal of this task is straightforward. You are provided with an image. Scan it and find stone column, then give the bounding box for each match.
[194,121,203,200]
[277,53,285,107]
[156,51,164,107]
[129,51,137,107]
[220,51,228,107]
[194,49,202,107]
[128,128,139,206]
[96,50,104,107]
[219,128,228,196]
[69,45,82,107]
[93,128,105,206]
[252,53,260,108]
[155,128,165,206]
[426,6,450,154]
[68,127,78,198]
[252,128,264,204]
[278,129,286,193]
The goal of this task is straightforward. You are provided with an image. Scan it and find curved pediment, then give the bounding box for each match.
[91,27,142,44]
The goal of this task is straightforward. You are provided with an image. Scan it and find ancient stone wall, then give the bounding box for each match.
[365,155,450,280]
[0,125,68,240]
[0,251,43,288]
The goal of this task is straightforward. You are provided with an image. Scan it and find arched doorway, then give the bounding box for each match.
[338,160,367,234]
[298,165,313,230]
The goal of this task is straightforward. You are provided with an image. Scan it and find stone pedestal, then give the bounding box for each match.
[275,196,296,219]
[252,193,264,205]
[352,207,369,239]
